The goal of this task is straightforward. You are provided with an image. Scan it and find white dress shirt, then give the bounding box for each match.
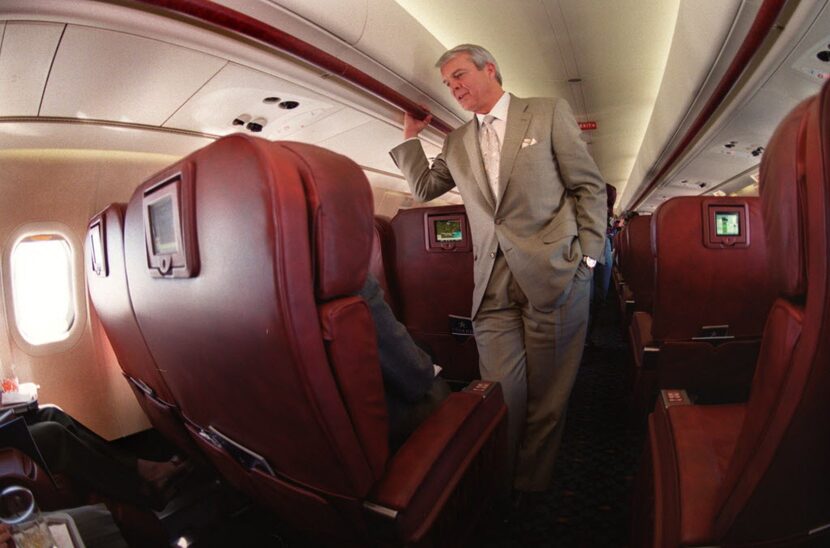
[475,92,510,156]
[476,93,510,201]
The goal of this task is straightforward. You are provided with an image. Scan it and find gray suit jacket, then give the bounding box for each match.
[390,94,607,316]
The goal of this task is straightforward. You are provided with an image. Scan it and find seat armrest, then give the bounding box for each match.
[370,380,505,513]
[630,311,657,369]
[622,283,635,304]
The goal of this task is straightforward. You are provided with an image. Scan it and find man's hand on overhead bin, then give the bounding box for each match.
[403,111,432,140]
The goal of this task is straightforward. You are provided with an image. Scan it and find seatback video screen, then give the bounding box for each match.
[435,219,463,242]
[89,221,107,276]
[714,212,740,236]
[90,225,104,267]
[148,196,178,254]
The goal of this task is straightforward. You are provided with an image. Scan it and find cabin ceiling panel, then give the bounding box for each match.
[217,0,464,126]
[580,69,667,186]
[529,80,578,110]
[665,177,715,193]
[40,25,226,125]
[0,121,213,157]
[644,2,830,209]
[608,0,745,210]
[699,77,822,166]
[664,161,753,196]
[556,0,679,78]
[790,32,830,89]
[0,22,63,117]
[768,17,830,103]
[316,119,411,174]
[164,62,340,139]
[629,1,830,211]
[276,107,372,144]
[557,0,679,199]
[265,0,368,45]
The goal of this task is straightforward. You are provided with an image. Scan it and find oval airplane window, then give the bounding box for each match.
[10,235,75,345]
[3,223,87,356]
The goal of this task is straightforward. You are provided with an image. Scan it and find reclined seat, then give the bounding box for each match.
[628,196,775,409]
[85,204,198,458]
[634,81,830,547]
[122,135,507,544]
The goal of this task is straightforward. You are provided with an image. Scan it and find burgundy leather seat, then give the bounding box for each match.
[388,205,479,381]
[369,215,400,316]
[122,135,507,544]
[628,196,775,408]
[85,204,198,457]
[612,221,627,291]
[634,82,830,547]
[617,214,654,324]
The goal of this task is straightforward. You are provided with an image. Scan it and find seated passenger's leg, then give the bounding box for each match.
[31,407,135,469]
[28,422,147,507]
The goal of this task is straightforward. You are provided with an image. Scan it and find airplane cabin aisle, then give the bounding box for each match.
[473,282,643,547]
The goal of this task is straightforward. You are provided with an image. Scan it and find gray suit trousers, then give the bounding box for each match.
[474,251,592,491]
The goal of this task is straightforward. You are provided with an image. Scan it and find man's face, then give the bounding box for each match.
[440,53,500,114]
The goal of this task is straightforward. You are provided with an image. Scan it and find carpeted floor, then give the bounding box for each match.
[474,286,646,547]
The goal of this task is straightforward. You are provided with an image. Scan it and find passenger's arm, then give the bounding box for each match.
[360,274,434,402]
[551,98,607,260]
[390,115,456,202]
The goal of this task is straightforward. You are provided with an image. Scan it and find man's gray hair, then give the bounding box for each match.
[436,44,502,85]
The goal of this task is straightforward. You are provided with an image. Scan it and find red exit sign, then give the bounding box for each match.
[579,121,598,131]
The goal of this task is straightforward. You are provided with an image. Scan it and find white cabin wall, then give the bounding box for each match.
[0,149,178,439]
[366,170,462,218]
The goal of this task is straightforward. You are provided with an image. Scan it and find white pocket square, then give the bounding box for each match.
[521,138,538,148]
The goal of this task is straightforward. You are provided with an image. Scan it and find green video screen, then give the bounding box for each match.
[714,212,740,236]
[435,219,462,242]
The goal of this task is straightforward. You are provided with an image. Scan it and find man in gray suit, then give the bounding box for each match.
[389,44,606,492]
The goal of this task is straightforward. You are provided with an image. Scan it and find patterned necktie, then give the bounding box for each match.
[480,114,501,201]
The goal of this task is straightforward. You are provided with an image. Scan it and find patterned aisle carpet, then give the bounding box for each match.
[474,287,646,547]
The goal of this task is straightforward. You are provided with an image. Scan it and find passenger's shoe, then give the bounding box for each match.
[139,457,193,510]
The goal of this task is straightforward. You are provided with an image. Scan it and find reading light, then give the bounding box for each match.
[232,114,251,126]
[247,117,267,133]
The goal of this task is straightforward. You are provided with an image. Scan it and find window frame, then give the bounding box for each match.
[3,223,87,355]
